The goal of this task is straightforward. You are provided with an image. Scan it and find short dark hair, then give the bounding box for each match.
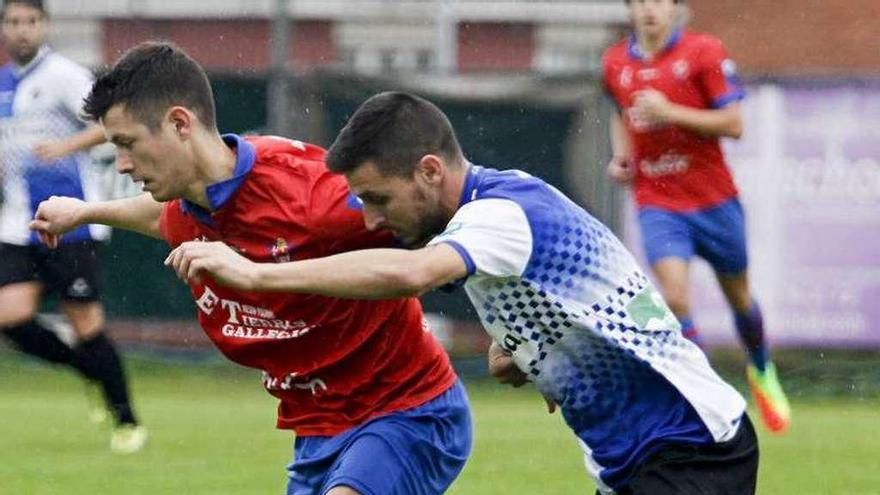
[326,91,464,177]
[83,42,216,131]
[1,0,46,18]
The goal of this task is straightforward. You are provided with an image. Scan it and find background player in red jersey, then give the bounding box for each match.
[30,42,471,495]
[602,0,790,434]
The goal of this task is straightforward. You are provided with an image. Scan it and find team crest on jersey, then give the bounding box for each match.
[271,237,292,262]
[721,58,738,77]
[672,59,690,79]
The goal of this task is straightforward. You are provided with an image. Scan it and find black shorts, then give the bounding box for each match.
[0,241,103,302]
[606,415,759,495]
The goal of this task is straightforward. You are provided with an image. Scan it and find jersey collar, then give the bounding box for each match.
[627,28,682,61]
[457,162,482,208]
[180,133,257,225]
[11,45,51,80]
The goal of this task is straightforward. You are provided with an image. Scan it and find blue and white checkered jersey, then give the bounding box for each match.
[0,47,109,245]
[428,165,745,492]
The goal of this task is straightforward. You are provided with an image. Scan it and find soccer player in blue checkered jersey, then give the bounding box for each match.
[167,92,759,494]
[0,0,145,452]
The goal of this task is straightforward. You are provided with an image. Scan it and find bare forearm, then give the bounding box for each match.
[64,126,107,154]
[610,111,632,158]
[253,243,471,299]
[253,249,430,299]
[81,194,164,239]
[665,104,742,138]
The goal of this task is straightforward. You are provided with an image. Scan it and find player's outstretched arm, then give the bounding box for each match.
[165,241,468,299]
[29,193,164,248]
[33,125,107,163]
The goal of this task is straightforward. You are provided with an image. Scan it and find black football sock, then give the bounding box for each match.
[1,320,76,365]
[72,332,138,426]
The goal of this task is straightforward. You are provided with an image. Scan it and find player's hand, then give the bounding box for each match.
[33,140,73,163]
[606,155,635,185]
[488,340,529,387]
[165,241,258,289]
[631,89,673,126]
[487,342,557,414]
[28,196,87,249]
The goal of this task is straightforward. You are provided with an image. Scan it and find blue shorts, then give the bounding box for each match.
[285,380,472,495]
[638,198,748,276]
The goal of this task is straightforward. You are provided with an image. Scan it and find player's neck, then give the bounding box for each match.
[12,45,47,69]
[184,132,237,210]
[637,26,673,59]
[443,161,469,215]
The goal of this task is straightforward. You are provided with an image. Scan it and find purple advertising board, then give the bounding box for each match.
[623,83,880,347]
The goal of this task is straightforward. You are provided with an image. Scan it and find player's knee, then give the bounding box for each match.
[61,301,105,338]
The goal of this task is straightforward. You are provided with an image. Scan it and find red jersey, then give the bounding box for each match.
[602,29,745,211]
[158,134,457,436]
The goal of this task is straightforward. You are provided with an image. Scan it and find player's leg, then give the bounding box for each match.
[0,243,78,365]
[715,271,789,434]
[61,302,141,426]
[715,271,766,371]
[637,208,703,348]
[692,199,789,434]
[287,381,472,495]
[49,241,146,451]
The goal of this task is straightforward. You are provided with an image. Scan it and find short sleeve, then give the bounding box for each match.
[428,198,533,279]
[697,37,745,109]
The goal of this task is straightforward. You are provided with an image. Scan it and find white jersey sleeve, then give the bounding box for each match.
[427,198,533,278]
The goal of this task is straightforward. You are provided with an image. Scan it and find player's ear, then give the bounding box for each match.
[166,106,194,139]
[416,154,444,185]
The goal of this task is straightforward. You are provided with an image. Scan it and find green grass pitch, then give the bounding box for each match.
[1,355,878,494]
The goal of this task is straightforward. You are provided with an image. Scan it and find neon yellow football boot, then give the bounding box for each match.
[746,361,791,434]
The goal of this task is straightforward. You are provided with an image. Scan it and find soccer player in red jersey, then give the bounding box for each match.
[602,0,789,434]
[30,42,471,495]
